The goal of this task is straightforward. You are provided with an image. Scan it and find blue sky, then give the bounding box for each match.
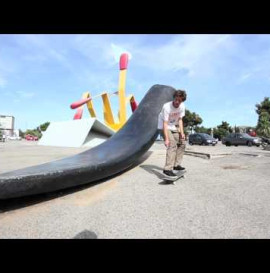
[0,34,269,131]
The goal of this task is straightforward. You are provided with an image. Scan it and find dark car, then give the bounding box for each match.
[188,133,218,146]
[222,133,261,147]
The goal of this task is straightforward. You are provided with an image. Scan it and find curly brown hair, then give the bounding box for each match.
[173,89,187,102]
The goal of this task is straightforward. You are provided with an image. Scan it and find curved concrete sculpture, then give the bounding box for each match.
[0,85,175,199]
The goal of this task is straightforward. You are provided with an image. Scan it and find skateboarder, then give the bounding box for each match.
[158,89,187,177]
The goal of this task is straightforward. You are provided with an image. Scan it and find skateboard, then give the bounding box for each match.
[159,170,186,184]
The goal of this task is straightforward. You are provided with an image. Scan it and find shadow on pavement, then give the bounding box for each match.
[139,164,172,185]
[72,230,98,239]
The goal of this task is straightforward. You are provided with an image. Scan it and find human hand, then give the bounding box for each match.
[164,139,170,147]
[180,133,185,140]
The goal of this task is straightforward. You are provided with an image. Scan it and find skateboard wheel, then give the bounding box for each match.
[183,175,186,178]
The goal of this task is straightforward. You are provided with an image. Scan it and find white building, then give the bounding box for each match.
[0,115,15,136]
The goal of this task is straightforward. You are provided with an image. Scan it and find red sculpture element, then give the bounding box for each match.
[130,97,138,112]
[119,53,129,70]
[73,108,84,120]
[70,97,91,109]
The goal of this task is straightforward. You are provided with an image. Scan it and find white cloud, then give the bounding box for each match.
[16,91,35,98]
[14,35,73,71]
[72,35,117,67]
[6,34,270,84]
[237,73,252,83]
[0,75,7,87]
[111,43,132,63]
[128,34,234,78]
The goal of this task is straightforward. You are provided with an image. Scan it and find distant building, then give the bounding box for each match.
[234,125,256,134]
[0,115,15,136]
[13,129,20,137]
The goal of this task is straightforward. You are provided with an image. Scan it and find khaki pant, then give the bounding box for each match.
[160,130,186,171]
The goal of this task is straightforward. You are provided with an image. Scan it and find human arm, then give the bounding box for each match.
[178,118,185,140]
[163,121,170,147]
[161,105,170,147]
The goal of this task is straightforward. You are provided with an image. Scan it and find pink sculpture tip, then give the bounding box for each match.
[120,53,129,70]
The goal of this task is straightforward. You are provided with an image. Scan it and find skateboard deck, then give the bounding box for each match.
[159,170,186,184]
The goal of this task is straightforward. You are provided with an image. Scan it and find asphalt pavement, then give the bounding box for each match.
[1,140,270,238]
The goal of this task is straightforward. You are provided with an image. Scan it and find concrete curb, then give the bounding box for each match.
[185,150,270,159]
[185,151,234,159]
[184,151,211,159]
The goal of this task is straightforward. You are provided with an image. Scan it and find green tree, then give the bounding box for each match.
[22,122,50,139]
[25,129,42,139]
[255,97,270,116]
[213,121,233,140]
[19,129,24,138]
[213,128,227,141]
[194,126,211,134]
[256,111,270,137]
[256,97,270,137]
[39,122,50,132]
[217,121,233,132]
[183,109,203,132]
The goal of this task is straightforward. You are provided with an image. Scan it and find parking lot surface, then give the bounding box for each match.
[1,140,270,238]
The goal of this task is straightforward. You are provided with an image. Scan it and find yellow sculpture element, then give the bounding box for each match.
[101,90,135,131]
[84,92,96,118]
[72,53,136,132]
[118,69,127,127]
[101,93,116,129]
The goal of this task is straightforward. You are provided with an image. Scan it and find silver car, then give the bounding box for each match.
[222,133,261,147]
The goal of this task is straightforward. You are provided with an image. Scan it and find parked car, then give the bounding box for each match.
[188,133,218,146]
[25,134,38,141]
[222,133,261,147]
